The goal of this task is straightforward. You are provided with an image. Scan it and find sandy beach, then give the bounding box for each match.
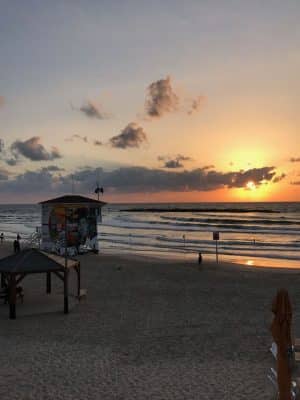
[0,242,300,399]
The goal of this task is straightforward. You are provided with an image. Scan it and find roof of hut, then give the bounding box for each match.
[39,195,106,207]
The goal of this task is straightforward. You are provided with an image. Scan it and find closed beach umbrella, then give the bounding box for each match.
[270,289,293,400]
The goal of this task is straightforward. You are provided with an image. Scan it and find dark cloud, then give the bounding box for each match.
[158,154,192,169]
[272,173,286,183]
[41,165,65,172]
[110,123,147,149]
[164,160,183,168]
[226,167,276,188]
[290,157,300,163]
[290,180,300,185]
[0,139,4,152]
[202,165,215,170]
[65,134,88,143]
[10,136,62,162]
[5,158,18,166]
[187,96,206,115]
[145,76,179,118]
[79,101,109,119]
[94,140,103,146]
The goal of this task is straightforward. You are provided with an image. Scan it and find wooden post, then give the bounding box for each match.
[64,268,69,314]
[46,272,51,294]
[9,274,16,319]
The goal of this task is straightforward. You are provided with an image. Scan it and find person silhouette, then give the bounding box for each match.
[13,240,19,253]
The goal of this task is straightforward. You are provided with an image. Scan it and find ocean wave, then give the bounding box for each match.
[101,220,300,235]
[160,215,300,226]
[120,208,280,213]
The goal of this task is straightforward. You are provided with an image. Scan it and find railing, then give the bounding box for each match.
[22,232,42,249]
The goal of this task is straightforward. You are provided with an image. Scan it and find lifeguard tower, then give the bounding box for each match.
[39,195,106,255]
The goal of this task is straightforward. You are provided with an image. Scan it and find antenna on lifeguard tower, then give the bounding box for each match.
[94,169,104,201]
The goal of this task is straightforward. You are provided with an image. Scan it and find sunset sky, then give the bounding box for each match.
[0,0,299,203]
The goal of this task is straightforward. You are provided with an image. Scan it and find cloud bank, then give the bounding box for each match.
[0,165,280,196]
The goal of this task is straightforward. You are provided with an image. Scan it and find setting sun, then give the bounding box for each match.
[246,181,257,191]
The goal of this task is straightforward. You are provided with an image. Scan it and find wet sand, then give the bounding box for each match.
[0,242,299,399]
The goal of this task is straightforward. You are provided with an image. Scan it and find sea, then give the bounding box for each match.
[0,202,299,268]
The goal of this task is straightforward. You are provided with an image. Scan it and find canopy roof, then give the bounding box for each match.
[39,195,106,207]
[0,248,78,274]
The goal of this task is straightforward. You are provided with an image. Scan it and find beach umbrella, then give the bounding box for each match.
[270,289,293,400]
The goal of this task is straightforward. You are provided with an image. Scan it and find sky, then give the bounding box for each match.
[0,0,299,203]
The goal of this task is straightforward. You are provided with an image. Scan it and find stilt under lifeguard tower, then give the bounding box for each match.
[39,195,106,255]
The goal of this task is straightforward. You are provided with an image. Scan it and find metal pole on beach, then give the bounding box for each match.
[64,208,68,269]
[213,232,219,263]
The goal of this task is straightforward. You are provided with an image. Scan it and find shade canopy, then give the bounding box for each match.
[0,248,77,274]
